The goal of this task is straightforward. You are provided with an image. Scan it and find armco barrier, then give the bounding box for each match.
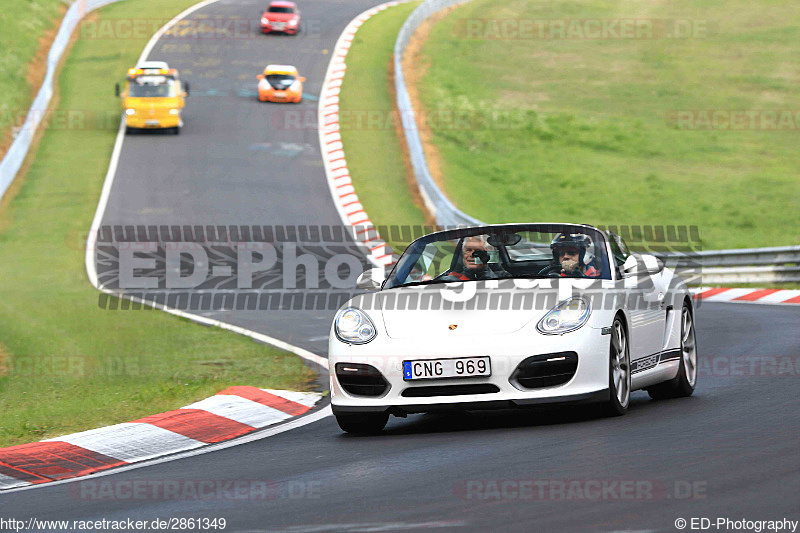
[658,246,800,284]
[0,0,125,203]
[393,0,480,227]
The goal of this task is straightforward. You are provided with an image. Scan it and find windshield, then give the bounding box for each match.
[385,224,611,288]
[266,74,296,90]
[128,77,178,98]
[267,6,294,13]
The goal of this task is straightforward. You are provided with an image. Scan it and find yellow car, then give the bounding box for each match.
[257,64,304,103]
[115,61,189,134]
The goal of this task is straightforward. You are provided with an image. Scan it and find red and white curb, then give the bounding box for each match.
[0,388,322,491]
[692,287,800,305]
[318,1,408,270]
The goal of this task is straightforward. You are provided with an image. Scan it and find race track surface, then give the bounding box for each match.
[97,0,379,354]
[9,0,798,530]
[6,303,800,531]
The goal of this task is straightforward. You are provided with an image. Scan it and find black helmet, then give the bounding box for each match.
[550,233,592,265]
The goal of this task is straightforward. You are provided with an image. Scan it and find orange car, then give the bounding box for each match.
[257,64,304,103]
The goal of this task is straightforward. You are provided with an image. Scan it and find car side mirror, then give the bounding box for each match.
[622,254,664,276]
[299,76,306,82]
[115,83,120,97]
[183,82,190,96]
[257,74,264,80]
[356,269,384,290]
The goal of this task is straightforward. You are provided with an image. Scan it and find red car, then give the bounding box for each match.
[260,1,301,34]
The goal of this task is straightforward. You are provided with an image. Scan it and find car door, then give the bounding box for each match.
[610,233,665,365]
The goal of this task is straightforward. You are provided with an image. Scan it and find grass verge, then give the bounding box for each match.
[415,0,800,251]
[0,0,68,156]
[0,0,315,448]
[338,1,427,252]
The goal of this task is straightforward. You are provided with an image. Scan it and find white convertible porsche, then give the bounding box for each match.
[329,223,697,434]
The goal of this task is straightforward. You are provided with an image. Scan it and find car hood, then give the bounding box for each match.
[374,281,570,339]
[263,12,297,22]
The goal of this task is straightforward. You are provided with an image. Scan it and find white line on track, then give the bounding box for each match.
[83,0,328,370]
[2,407,332,494]
[14,0,410,496]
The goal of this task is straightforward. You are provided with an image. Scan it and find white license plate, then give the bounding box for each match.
[145,119,160,126]
[403,357,491,381]
[272,23,285,29]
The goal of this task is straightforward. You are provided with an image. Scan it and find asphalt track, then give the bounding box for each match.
[5,303,799,531]
[95,0,381,354]
[6,0,798,530]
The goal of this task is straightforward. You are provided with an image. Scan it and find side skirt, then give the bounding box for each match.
[631,349,681,390]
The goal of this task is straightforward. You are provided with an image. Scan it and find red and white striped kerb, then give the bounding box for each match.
[0,388,321,490]
[318,1,405,269]
[693,287,800,305]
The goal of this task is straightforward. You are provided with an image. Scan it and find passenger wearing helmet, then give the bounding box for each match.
[550,233,600,278]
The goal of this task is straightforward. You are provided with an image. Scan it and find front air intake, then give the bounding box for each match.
[401,384,499,397]
[335,363,390,397]
[510,352,578,390]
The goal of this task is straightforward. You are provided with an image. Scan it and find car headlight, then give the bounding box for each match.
[125,108,136,116]
[288,19,298,26]
[169,109,180,115]
[334,307,377,344]
[537,297,591,335]
[290,80,301,90]
[261,17,269,24]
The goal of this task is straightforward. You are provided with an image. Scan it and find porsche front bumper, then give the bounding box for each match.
[329,324,612,415]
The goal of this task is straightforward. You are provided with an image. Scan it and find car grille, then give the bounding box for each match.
[401,384,500,398]
[335,363,389,397]
[510,351,578,390]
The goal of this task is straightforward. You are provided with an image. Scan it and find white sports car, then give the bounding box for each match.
[329,223,697,434]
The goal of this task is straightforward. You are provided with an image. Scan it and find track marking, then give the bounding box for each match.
[2,407,332,494]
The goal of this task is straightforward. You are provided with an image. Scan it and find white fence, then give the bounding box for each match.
[0,0,123,202]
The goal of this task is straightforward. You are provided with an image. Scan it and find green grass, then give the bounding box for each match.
[414,0,800,250]
[338,1,427,251]
[0,0,314,448]
[0,0,69,150]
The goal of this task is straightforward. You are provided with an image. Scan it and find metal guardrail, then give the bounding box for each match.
[0,0,123,203]
[661,246,800,267]
[393,0,798,284]
[657,246,800,284]
[393,0,480,228]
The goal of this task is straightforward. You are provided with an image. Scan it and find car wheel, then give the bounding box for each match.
[648,304,697,399]
[173,126,180,135]
[604,316,631,416]
[335,412,388,435]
